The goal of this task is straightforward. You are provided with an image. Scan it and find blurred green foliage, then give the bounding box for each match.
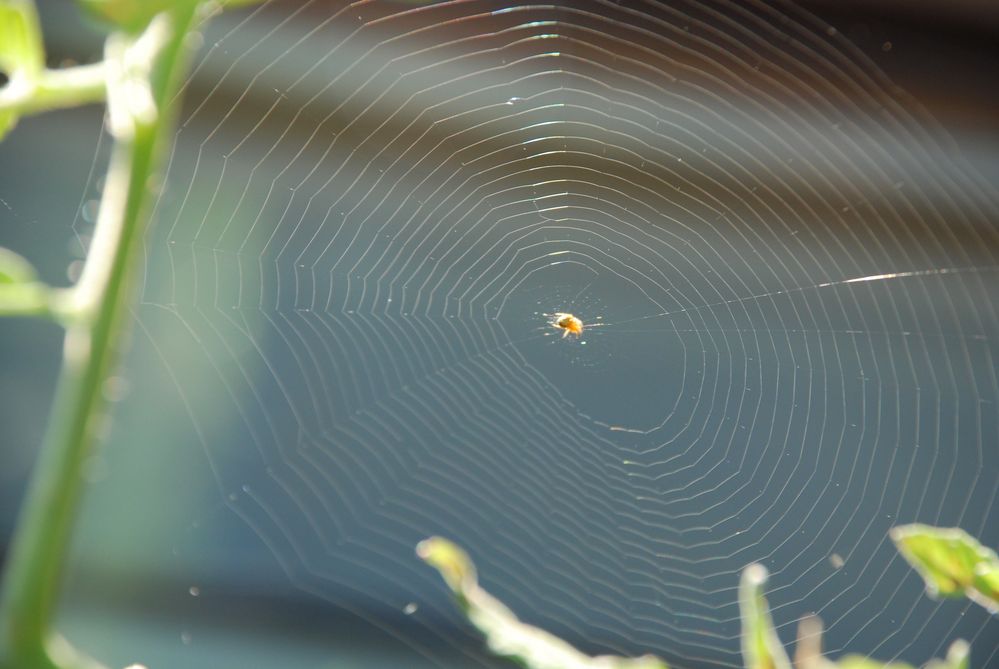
[422,528,990,669]
[0,2,258,669]
[79,0,192,33]
[738,564,790,669]
[891,524,999,613]
[418,536,669,669]
[0,0,44,138]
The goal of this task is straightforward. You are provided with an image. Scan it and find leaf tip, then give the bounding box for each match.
[417,536,476,593]
[744,562,769,588]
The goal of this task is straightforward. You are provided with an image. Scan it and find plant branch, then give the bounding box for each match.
[0,62,106,119]
[0,5,204,669]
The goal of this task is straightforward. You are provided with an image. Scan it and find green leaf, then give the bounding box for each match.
[0,247,52,317]
[0,280,49,316]
[891,524,999,613]
[0,0,43,77]
[0,0,45,139]
[77,0,198,34]
[80,0,266,32]
[218,0,268,7]
[0,246,37,284]
[838,639,968,669]
[924,640,971,669]
[836,656,916,669]
[417,537,669,669]
[794,614,969,669]
[0,107,12,138]
[739,564,792,669]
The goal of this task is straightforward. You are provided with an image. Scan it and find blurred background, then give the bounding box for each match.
[1,1,998,668]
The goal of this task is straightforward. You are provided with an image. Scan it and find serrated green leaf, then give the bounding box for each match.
[418,537,668,669]
[739,564,791,669]
[891,524,999,613]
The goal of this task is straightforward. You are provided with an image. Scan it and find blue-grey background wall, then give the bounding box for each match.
[1,2,998,669]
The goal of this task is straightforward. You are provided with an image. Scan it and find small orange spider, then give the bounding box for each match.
[551,312,584,338]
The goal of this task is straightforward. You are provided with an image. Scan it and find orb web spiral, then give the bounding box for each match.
[84,1,999,667]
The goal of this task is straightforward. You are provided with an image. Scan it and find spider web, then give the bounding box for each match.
[70,1,999,667]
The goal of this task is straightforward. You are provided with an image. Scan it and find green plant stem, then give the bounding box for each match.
[0,5,203,669]
[0,62,106,119]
